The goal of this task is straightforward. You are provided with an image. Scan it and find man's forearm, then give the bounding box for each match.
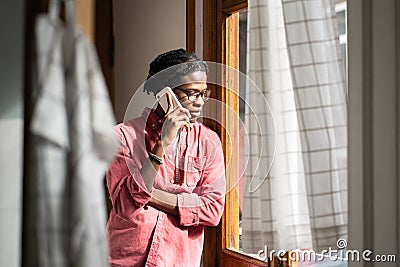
[139,140,165,191]
[148,189,179,216]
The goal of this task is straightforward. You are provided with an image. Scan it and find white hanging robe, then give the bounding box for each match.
[24,0,118,266]
[25,1,70,266]
[62,1,118,266]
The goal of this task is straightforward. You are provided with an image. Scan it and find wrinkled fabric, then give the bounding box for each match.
[24,6,70,267]
[242,0,347,253]
[106,108,226,267]
[63,1,118,264]
[23,0,117,266]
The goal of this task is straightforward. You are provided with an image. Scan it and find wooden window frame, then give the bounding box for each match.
[187,0,270,266]
[187,1,297,266]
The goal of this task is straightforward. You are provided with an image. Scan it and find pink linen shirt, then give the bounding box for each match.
[106,107,226,267]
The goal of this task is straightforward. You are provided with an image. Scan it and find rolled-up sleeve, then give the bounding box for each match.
[106,127,152,220]
[177,136,226,227]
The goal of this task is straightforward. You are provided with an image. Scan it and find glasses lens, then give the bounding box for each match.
[188,93,197,101]
[176,88,211,101]
[188,90,211,101]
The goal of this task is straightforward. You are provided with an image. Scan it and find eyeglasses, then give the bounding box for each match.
[174,88,211,101]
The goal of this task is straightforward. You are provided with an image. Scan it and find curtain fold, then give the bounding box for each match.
[242,0,347,253]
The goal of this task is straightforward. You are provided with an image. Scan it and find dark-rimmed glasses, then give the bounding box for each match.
[173,88,211,101]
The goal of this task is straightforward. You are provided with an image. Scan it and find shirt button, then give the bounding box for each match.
[144,205,148,210]
[151,123,156,129]
[167,155,172,159]
[158,119,163,123]
[170,179,174,183]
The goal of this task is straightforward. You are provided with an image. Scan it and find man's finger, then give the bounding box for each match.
[165,92,174,116]
[179,107,191,119]
[175,114,191,124]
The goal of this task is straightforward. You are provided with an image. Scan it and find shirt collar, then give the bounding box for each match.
[142,107,164,134]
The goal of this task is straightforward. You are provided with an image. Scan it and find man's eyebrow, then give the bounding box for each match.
[184,87,208,91]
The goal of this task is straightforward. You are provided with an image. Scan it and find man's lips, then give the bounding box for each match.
[190,110,202,117]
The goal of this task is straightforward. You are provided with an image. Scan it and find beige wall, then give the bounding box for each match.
[113,0,186,122]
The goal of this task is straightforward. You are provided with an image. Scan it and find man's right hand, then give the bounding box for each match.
[160,92,191,147]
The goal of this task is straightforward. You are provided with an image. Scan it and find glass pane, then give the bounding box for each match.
[238,7,247,252]
[337,10,346,36]
[228,1,348,262]
[340,43,347,79]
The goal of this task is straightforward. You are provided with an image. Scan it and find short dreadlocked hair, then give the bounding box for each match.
[143,48,208,96]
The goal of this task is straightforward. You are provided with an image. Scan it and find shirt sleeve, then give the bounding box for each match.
[106,126,152,220]
[177,135,226,227]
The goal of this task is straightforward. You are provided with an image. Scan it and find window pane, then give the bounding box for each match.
[337,10,346,36]
[238,7,248,252]
[228,1,348,260]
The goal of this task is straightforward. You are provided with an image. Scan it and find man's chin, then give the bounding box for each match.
[189,111,201,120]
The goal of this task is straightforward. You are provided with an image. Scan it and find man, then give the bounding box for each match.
[106,49,226,267]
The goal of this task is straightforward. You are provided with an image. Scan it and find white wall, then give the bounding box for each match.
[0,1,24,266]
[113,0,186,122]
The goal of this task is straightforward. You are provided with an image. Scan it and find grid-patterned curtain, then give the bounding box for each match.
[242,0,347,253]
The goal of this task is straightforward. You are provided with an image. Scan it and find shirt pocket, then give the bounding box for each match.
[185,156,207,188]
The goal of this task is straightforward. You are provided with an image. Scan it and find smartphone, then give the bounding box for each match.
[155,86,190,130]
[155,86,182,113]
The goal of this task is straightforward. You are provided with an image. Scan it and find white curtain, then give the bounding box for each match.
[242,0,347,253]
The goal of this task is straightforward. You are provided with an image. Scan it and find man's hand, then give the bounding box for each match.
[148,188,179,217]
[160,92,191,147]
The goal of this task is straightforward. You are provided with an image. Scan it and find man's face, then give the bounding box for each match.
[173,71,209,122]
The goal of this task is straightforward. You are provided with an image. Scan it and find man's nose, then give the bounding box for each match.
[193,95,205,106]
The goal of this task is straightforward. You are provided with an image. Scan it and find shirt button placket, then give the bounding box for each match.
[146,213,165,266]
[180,131,187,150]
